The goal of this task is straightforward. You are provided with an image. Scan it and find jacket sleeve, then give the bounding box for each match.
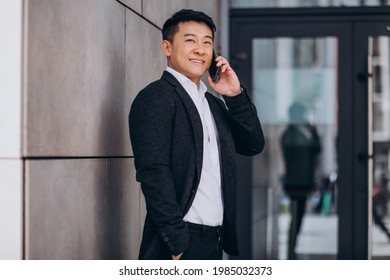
[128,87,189,256]
[222,87,265,156]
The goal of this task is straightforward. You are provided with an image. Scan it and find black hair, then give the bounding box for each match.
[162,9,216,43]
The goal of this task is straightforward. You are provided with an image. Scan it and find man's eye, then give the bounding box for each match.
[204,41,212,45]
[186,39,195,43]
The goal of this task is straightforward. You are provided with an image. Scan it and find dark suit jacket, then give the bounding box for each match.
[129,71,264,259]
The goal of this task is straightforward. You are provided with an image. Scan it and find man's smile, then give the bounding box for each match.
[189,59,205,64]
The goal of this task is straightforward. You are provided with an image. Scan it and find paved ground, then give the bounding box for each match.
[278,212,390,259]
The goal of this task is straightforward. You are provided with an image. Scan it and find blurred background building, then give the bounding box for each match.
[1,0,390,260]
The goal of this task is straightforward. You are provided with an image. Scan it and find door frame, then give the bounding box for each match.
[354,21,390,259]
[230,6,390,259]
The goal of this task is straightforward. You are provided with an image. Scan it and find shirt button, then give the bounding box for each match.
[170,246,175,251]
[161,232,167,237]
[164,237,169,242]
[167,242,172,246]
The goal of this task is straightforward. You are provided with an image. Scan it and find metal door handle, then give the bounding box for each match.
[358,153,373,161]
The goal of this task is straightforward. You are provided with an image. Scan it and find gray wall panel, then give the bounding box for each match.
[106,158,140,260]
[26,159,107,259]
[26,0,126,157]
[25,158,138,259]
[142,0,184,28]
[185,0,219,29]
[142,0,219,31]
[117,0,142,14]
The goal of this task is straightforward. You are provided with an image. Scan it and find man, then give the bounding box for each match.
[129,9,264,260]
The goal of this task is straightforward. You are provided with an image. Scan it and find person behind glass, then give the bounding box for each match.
[372,173,390,241]
[128,9,265,260]
[280,102,321,259]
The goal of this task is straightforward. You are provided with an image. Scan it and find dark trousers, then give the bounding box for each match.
[180,222,224,260]
[288,195,307,259]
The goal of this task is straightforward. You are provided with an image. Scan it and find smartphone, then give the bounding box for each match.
[208,49,221,83]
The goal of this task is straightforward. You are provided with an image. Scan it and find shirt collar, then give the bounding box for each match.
[166,67,207,98]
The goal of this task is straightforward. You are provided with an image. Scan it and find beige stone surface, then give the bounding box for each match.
[25,158,139,259]
[117,0,142,14]
[0,160,23,260]
[25,0,126,157]
[125,9,166,155]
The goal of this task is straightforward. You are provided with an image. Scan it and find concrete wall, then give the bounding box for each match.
[0,0,219,259]
[0,0,23,260]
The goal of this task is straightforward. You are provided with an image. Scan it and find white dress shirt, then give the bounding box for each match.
[166,67,223,226]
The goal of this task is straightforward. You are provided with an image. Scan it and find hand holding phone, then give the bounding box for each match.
[207,52,241,97]
[208,49,221,83]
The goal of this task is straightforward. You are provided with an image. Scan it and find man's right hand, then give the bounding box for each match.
[172,252,183,260]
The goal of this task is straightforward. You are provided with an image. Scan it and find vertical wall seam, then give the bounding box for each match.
[21,0,27,260]
[105,159,108,218]
[22,159,26,260]
[21,0,28,158]
[124,5,127,107]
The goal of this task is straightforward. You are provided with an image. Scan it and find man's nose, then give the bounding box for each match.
[193,44,206,55]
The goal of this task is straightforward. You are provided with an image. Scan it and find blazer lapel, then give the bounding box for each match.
[206,93,236,195]
[161,71,203,187]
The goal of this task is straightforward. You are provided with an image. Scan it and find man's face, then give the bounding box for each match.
[163,21,213,85]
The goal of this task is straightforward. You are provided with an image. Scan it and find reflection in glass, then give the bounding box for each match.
[281,102,322,259]
[370,36,390,259]
[252,37,338,259]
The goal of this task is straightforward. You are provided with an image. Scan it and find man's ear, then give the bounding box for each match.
[161,40,171,57]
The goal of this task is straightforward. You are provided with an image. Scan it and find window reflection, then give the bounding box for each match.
[280,102,322,259]
[252,37,338,259]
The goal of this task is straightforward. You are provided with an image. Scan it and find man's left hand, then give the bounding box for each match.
[207,56,241,97]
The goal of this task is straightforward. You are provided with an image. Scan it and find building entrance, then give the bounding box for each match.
[230,7,390,259]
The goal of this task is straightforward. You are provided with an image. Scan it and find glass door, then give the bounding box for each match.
[231,9,390,259]
[252,37,339,260]
[369,36,390,259]
[230,18,353,259]
[353,22,390,260]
